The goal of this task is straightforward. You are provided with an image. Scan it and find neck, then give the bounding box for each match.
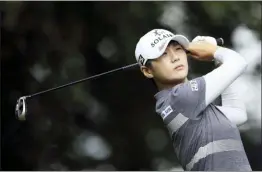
[156,78,188,91]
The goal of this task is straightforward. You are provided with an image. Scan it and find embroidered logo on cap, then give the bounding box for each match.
[154,29,162,36]
[138,55,145,65]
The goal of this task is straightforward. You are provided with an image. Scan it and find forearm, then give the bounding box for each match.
[204,47,248,106]
[214,60,246,109]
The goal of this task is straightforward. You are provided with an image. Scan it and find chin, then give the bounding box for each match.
[175,77,187,83]
[173,73,188,82]
[161,72,188,85]
[167,77,187,85]
[178,71,188,80]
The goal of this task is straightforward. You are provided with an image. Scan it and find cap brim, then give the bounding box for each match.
[171,35,190,48]
[149,35,190,60]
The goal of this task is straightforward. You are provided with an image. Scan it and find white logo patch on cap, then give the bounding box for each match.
[161,105,173,119]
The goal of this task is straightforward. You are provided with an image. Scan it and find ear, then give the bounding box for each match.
[140,66,154,79]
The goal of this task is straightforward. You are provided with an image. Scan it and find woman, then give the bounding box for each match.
[134,29,251,171]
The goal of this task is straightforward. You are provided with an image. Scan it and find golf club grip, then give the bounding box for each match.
[216,38,224,46]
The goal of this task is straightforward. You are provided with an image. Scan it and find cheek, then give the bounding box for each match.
[181,54,188,66]
[183,59,189,73]
[184,58,189,68]
[152,62,172,78]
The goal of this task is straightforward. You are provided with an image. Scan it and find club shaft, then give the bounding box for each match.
[28,63,139,98]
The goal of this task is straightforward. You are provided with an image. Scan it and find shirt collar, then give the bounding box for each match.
[154,79,189,100]
[154,87,173,101]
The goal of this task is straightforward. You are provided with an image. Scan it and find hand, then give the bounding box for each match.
[186,38,219,61]
[192,36,217,46]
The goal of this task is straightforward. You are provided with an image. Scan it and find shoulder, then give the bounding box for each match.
[170,77,206,101]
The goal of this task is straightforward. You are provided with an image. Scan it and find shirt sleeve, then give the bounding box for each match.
[169,77,207,120]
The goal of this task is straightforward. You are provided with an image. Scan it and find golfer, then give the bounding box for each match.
[135,29,251,171]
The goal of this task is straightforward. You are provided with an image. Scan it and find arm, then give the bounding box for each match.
[189,37,248,125]
[214,59,247,125]
[204,47,248,106]
[204,47,248,125]
[216,78,247,126]
[170,44,247,120]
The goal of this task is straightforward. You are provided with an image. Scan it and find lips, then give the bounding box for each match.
[175,65,184,70]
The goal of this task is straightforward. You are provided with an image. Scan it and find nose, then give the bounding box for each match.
[170,50,179,63]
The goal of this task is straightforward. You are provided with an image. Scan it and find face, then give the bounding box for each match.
[141,41,189,85]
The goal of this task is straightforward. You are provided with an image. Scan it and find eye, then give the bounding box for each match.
[176,47,182,50]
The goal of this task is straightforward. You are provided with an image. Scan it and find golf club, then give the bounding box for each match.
[15,63,139,121]
[15,38,224,121]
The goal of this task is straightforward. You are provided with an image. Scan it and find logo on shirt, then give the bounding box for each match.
[190,80,198,91]
[161,105,173,119]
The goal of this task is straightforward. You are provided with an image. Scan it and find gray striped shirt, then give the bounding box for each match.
[155,77,251,171]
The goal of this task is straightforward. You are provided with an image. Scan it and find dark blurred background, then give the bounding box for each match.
[1,1,261,171]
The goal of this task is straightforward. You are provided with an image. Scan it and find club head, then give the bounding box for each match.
[15,96,28,121]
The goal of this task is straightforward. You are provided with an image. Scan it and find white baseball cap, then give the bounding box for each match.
[135,29,190,66]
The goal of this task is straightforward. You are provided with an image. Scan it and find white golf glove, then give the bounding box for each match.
[192,36,221,65]
[192,36,217,46]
